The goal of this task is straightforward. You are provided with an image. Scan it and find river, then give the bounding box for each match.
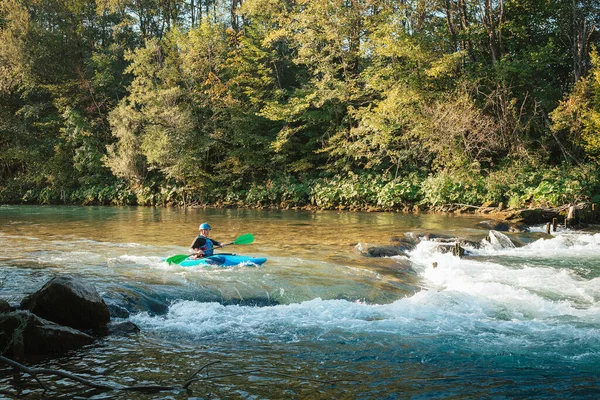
[1,205,599,399]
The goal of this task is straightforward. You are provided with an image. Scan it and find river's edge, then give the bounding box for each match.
[3,201,598,227]
[193,200,599,227]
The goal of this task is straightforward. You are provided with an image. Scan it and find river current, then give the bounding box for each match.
[0,205,599,399]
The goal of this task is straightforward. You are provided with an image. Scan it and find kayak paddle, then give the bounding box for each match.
[166,233,255,265]
[227,233,254,245]
[165,254,190,264]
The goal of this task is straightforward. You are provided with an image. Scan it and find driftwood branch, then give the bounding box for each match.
[1,355,119,391]
[452,202,590,214]
[1,355,347,395]
[452,203,482,209]
[544,202,588,213]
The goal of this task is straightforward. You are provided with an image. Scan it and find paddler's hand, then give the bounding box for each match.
[191,250,204,259]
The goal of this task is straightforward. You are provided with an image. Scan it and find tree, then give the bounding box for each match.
[551,49,600,164]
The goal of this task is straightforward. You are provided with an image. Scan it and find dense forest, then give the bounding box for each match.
[1,0,599,210]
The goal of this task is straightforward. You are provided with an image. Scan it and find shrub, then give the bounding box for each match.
[419,170,485,207]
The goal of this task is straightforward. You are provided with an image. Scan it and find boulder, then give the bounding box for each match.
[104,297,131,319]
[20,275,110,332]
[108,321,140,336]
[0,299,11,313]
[0,311,94,358]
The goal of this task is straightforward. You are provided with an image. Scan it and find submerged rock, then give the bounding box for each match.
[108,321,140,336]
[104,297,131,319]
[358,232,429,258]
[365,245,408,257]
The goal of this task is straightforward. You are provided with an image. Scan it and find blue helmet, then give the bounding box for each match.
[199,223,211,230]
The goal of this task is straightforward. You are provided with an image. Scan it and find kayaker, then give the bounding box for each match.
[189,223,224,258]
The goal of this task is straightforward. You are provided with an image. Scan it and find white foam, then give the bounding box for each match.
[131,298,373,341]
[129,291,600,360]
[474,232,600,258]
[117,255,164,264]
[398,232,600,328]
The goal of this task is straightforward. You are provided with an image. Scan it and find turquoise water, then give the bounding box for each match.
[1,205,599,398]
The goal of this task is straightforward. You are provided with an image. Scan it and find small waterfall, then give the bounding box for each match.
[487,230,516,250]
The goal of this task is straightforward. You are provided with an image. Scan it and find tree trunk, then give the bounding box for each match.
[571,0,595,81]
[480,0,504,64]
[230,0,242,31]
[445,0,459,52]
[458,0,475,62]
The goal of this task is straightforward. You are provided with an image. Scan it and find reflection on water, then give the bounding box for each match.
[1,206,599,399]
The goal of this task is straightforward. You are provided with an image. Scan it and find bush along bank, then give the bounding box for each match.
[1,166,599,221]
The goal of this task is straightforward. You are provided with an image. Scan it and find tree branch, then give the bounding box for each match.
[1,355,348,395]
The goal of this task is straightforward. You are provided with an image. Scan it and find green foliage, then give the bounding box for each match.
[419,171,486,207]
[376,174,422,209]
[551,49,600,163]
[309,172,422,210]
[518,166,597,207]
[412,89,505,172]
[243,176,311,208]
[0,0,30,92]
[485,162,600,208]
[1,0,600,212]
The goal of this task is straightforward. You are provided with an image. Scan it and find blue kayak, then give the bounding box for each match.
[179,254,267,267]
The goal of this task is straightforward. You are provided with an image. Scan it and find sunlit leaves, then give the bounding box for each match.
[0,0,31,92]
[551,49,600,164]
[2,0,600,206]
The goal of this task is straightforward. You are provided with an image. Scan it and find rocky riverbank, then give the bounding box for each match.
[356,203,600,261]
[208,200,599,228]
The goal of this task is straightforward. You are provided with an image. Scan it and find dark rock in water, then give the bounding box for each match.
[108,321,140,336]
[477,220,527,232]
[364,231,484,259]
[367,245,408,257]
[20,275,110,332]
[102,285,171,316]
[412,232,455,241]
[363,232,453,258]
[0,299,11,313]
[104,297,131,319]
[389,235,419,252]
[394,232,462,245]
[0,311,94,358]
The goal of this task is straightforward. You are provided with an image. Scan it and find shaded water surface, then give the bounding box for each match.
[1,206,599,398]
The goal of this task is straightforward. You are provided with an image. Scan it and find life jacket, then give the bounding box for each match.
[197,236,215,256]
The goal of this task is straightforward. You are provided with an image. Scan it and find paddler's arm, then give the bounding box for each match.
[189,237,205,258]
